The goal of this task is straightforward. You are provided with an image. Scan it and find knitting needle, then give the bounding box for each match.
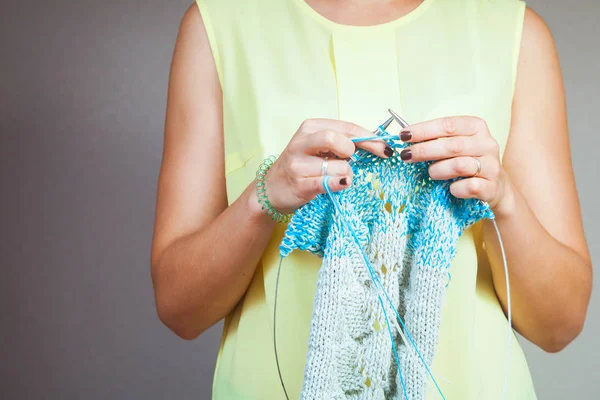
[388,108,409,129]
[349,115,396,164]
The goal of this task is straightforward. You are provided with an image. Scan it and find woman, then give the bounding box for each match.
[150,0,592,398]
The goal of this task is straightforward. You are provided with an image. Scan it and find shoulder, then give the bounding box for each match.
[511,6,562,119]
[179,3,208,44]
[514,7,561,93]
[520,7,557,59]
[181,0,270,44]
[188,0,268,21]
[177,2,226,65]
[510,7,564,142]
[180,0,241,34]
[170,4,220,92]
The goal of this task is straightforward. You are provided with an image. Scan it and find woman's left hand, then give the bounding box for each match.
[398,116,512,213]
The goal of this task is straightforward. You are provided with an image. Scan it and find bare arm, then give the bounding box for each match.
[150,5,277,339]
[483,8,592,352]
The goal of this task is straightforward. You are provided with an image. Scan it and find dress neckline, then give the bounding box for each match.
[293,0,435,32]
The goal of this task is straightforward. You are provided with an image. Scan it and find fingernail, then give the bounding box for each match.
[340,178,348,186]
[400,130,412,142]
[400,149,412,161]
[384,146,394,157]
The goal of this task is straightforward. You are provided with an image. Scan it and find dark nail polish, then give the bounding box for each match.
[384,146,394,157]
[400,149,412,161]
[400,130,412,142]
[340,178,348,186]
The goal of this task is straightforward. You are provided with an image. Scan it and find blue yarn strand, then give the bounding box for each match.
[323,175,408,399]
[323,175,446,400]
[351,134,398,143]
[379,295,409,400]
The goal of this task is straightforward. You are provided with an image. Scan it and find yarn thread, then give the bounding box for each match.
[272,127,512,399]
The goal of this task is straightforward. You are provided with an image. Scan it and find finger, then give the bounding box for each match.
[449,177,496,203]
[297,175,352,199]
[401,136,484,163]
[286,156,353,179]
[299,119,391,158]
[299,130,356,158]
[299,118,372,137]
[353,137,392,159]
[399,116,486,143]
[429,156,485,181]
[307,157,353,178]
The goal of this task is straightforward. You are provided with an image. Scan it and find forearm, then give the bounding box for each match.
[483,182,592,352]
[152,181,275,339]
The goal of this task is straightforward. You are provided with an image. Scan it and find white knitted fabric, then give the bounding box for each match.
[280,150,491,399]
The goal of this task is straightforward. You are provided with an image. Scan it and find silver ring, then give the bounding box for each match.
[472,157,482,178]
[321,157,329,176]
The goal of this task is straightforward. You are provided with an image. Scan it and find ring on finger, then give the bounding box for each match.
[321,157,329,176]
[472,157,482,178]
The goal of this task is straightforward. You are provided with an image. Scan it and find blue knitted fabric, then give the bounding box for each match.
[280,140,493,399]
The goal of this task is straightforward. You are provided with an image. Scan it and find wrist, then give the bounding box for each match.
[491,178,519,220]
[255,155,294,223]
[245,181,276,225]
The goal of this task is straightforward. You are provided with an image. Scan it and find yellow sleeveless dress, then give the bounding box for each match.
[196,0,537,398]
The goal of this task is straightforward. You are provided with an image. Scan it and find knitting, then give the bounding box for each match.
[279,137,494,399]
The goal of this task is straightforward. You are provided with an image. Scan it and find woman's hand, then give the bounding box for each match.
[265,119,394,215]
[399,116,513,215]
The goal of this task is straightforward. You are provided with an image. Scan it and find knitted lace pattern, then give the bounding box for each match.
[280,145,493,399]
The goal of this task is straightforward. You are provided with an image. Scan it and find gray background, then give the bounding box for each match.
[0,0,598,399]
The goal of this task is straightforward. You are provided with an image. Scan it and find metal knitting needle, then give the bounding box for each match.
[350,111,410,144]
[388,108,409,129]
[377,115,395,133]
[349,115,395,164]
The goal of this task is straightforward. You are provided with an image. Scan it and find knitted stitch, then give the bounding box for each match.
[280,138,493,399]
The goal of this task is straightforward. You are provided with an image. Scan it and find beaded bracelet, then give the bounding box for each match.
[255,155,293,223]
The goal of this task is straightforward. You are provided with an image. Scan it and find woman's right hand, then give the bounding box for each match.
[264,119,394,214]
